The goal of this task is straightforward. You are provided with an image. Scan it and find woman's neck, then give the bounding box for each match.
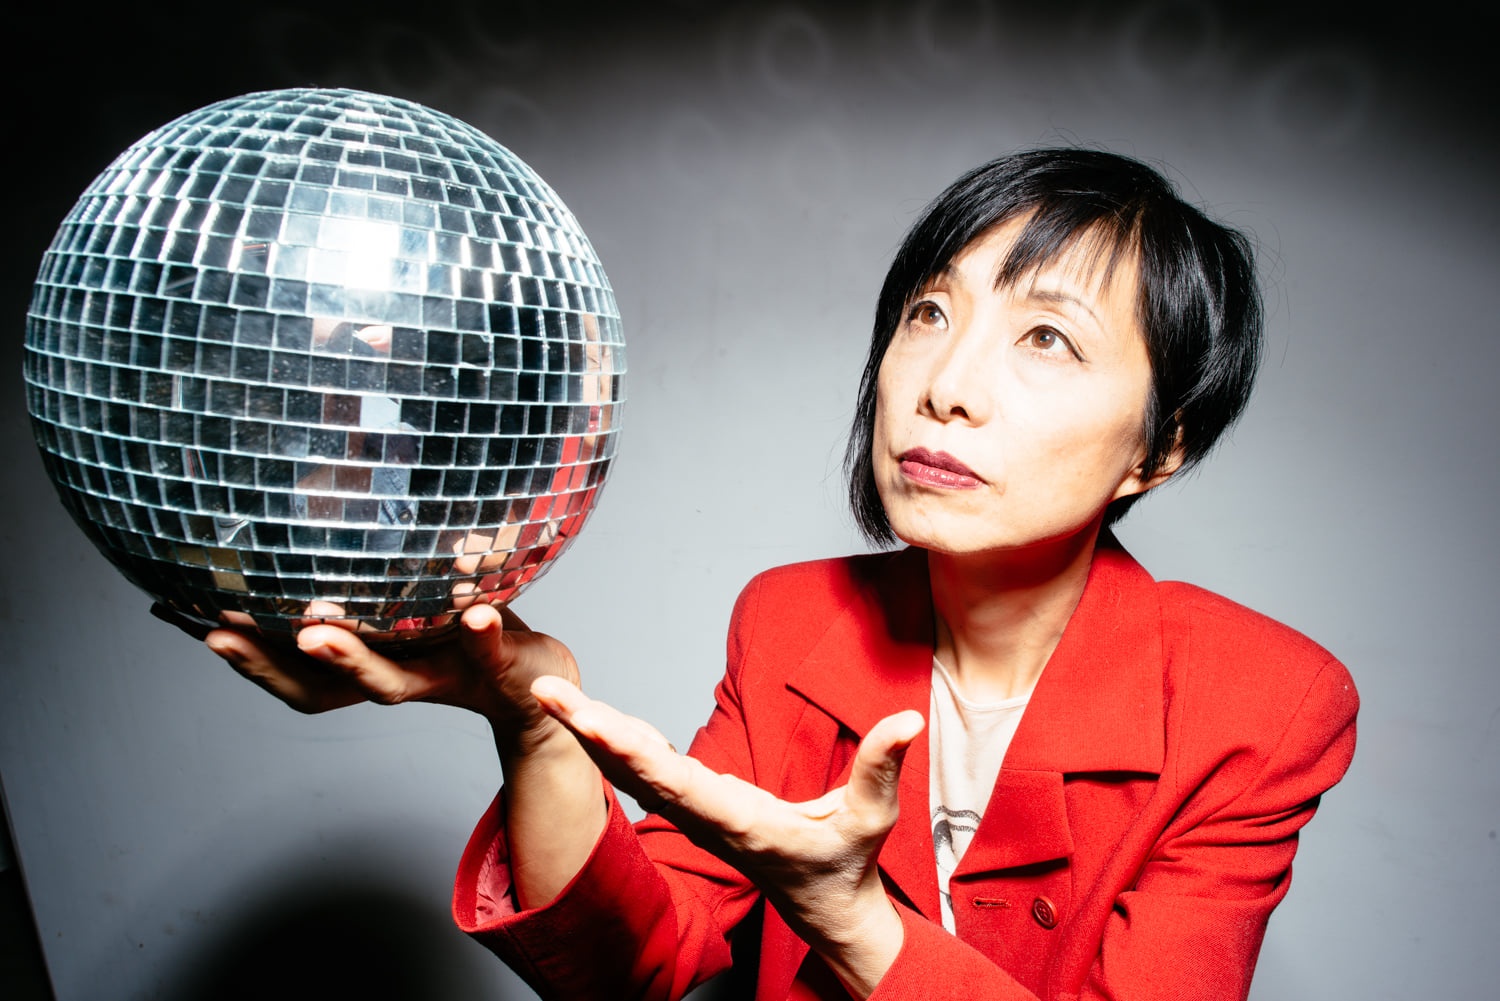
[927,524,1102,703]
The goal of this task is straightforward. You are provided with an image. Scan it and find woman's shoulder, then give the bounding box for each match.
[724,548,926,674]
[1153,579,1359,725]
[1155,580,1339,664]
[732,548,924,623]
[740,548,913,593]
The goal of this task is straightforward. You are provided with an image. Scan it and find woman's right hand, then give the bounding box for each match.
[188,600,609,909]
[198,601,580,755]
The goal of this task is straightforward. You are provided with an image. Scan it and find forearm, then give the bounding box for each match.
[495,719,608,910]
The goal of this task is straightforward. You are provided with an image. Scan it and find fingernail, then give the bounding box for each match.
[462,603,498,630]
[530,691,561,717]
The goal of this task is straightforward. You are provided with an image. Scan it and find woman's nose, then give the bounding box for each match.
[922,326,995,425]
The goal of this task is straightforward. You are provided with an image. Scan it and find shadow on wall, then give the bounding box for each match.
[161,872,497,1001]
[160,861,761,1001]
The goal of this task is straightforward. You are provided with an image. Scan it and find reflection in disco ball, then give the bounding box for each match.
[23,88,625,648]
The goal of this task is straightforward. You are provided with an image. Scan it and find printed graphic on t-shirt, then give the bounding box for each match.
[933,805,982,921]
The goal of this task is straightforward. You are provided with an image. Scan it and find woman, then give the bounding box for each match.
[205,148,1358,1000]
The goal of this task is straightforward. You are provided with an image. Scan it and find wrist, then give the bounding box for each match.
[799,884,904,999]
[495,714,608,911]
[492,712,580,769]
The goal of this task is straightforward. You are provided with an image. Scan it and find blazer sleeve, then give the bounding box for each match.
[451,602,768,1000]
[864,654,1359,1001]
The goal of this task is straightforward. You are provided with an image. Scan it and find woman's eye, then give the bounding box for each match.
[906,301,946,327]
[1022,326,1078,358]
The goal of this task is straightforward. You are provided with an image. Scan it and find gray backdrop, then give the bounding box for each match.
[4,2,1495,998]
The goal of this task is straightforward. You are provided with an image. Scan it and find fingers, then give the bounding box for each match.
[531,678,775,849]
[843,710,925,822]
[531,677,677,766]
[457,602,504,661]
[205,627,367,714]
[292,621,440,707]
[196,589,566,722]
[209,605,441,712]
[184,599,374,714]
[150,602,211,641]
[454,603,534,710]
[151,603,257,641]
[293,600,355,633]
[531,677,698,813]
[528,674,582,713]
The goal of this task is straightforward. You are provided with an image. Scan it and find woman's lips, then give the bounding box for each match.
[898,447,982,488]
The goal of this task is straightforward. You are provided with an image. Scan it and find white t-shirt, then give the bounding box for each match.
[929,657,1030,932]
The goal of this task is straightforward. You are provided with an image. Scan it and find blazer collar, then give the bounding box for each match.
[785,547,937,744]
[785,536,1165,774]
[1003,536,1167,774]
[783,546,939,914]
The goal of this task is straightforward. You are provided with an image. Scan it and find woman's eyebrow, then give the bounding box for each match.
[1012,286,1104,328]
[915,265,957,293]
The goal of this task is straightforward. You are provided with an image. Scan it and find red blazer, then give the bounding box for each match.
[453,541,1358,1000]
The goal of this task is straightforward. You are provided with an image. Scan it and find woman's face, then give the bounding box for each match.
[872,217,1169,557]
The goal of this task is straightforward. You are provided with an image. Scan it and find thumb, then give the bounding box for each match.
[457,602,508,671]
[845,710,925,818]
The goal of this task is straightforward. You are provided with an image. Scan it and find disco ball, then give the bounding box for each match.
[23,88,625,648]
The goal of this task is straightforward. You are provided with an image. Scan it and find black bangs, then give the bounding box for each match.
[995,205,1141,294]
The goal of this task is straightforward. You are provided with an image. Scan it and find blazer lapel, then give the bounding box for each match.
[783,548,943,919]
[957,538,1166,879]
[1001,537,1166,776]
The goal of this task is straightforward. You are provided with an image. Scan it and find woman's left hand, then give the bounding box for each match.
[530,676,923,999]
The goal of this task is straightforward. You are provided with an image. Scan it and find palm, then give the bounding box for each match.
[530,676,921,945]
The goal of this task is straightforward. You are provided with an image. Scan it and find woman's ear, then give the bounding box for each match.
[1112,419,1186,501]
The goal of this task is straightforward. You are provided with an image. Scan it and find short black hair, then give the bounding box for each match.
[845,147,1264,545]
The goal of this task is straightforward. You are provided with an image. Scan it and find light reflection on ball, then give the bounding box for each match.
[23,88,625,648]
